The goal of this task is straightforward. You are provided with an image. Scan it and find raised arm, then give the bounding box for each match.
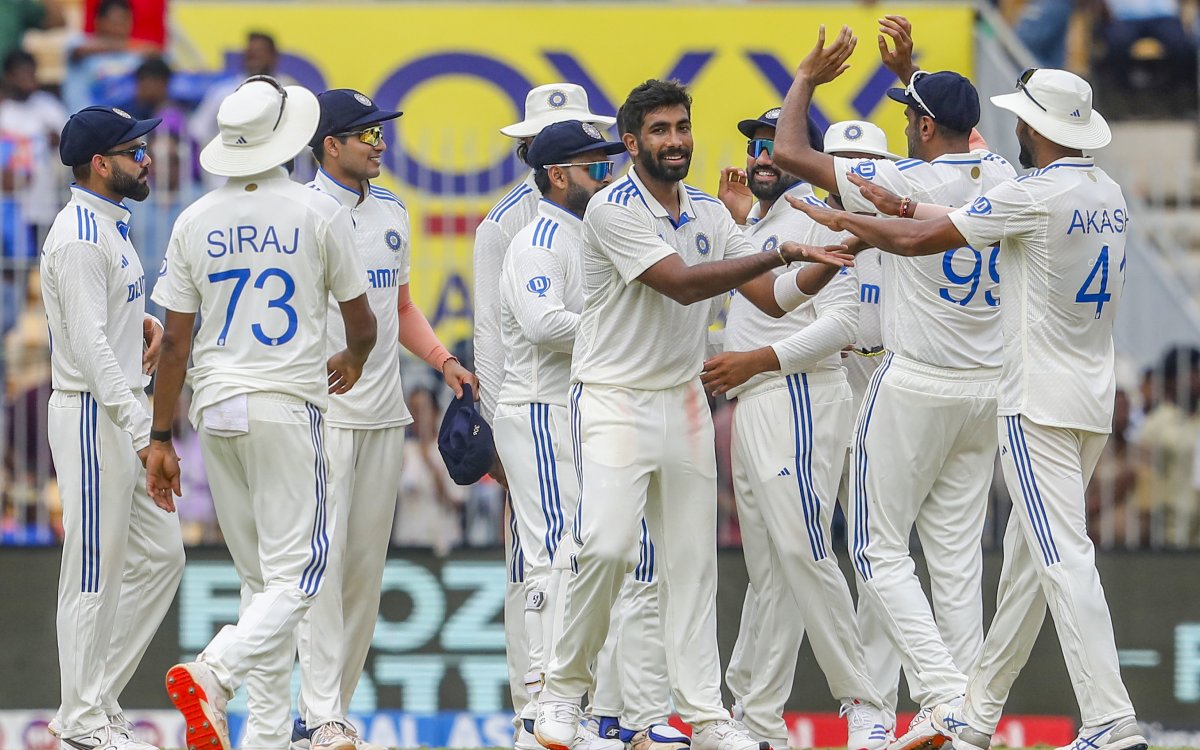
[788,195,966,257]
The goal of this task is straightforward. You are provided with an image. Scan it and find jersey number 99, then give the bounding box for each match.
[939,245,1000,307]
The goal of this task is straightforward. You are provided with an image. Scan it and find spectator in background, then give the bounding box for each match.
[1100,0,1198,94]
[188,31,283,164]
[0,50,67,236]
[84,0,165,48]
[61,0,157,112]
[394,387,466,554]
[1137,346,1200,547]
[0,0,64,62]
[128,56,191,190]
[1016,0,1075,67]
[1087,388,1147,548]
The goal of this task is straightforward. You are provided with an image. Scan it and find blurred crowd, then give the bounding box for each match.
[1,0,1200,551]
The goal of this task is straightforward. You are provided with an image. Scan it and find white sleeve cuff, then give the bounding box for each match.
[773,269,811,312]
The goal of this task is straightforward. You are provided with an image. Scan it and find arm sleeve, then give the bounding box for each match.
[833,156,915,214]
[472,219,508,423]
[150,224,200,313]
[52,244,151,449]
[507,246,580,353]
[397,284,453,370]
[947,179,1041,251]
[770,267,858,375]
[584,203,675,284]
[323,206,370,302]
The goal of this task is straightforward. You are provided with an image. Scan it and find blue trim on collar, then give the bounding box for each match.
[70,184,131,213]
[318,167,364,196]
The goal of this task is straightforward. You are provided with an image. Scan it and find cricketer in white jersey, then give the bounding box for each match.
[706,109,886,750]
[772,29,1016,739]
[146,77,377,750]
[791,67,1145,750]
[535,80,854,750]
[471,86,615,742]
[44,106,184,750]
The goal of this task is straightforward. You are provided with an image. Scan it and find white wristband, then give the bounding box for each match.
[773,269,811,312]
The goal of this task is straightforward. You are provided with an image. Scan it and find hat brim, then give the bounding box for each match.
[340,108,403,132]
[200,85,321,177]
[826,143,902,160]
[500,110,617,138]
[886,87,923,111]
[737,118,775,139]
[563,140,628,160]
[990,91,1111,150]
[119,117,162,146]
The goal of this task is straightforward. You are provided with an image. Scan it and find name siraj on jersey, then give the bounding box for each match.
[206,225,301,258]
[1066,208,1128,235]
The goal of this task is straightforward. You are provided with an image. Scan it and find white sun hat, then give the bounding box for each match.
[499,83,616,138]
[823,120,900,160]
[990,68,1111,150]
[200,75,321,177]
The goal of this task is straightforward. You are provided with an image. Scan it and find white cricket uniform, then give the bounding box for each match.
[285,170,414,731]
[947,156,1135,732]
[494,199,669,729]
[42,186,184,739]
[473,173,538,719]
[543,166,751,726]
[720,183,877,743]
[151,168,368,727]
[833,151,1015,711]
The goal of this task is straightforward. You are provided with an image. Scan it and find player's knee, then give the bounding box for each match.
[578,530,635,569]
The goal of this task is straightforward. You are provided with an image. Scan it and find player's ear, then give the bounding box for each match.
[622,131,639,157]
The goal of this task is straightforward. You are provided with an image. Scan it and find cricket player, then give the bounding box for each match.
[534,79,854,750]
[471,85,615,748]
[146,76,377,750]
[704,108,887,750]
[773,24,1015,746]
[43,105,184,750]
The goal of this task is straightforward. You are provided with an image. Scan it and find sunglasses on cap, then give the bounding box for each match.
[238,74,288,131]
[747,139,774,158]
[905,70,937,120]
[1016,68,1049,113]
[106,142,149,164]
[547,160,615,181]
[335,125,385,147]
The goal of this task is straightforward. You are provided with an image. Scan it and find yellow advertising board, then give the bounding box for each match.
[173,2,975,347]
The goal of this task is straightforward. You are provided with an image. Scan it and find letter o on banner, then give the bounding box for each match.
[374,52,534,195]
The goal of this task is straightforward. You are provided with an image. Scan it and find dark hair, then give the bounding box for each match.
[533,167,551,196]
[247,31,277,53]
[617,79,691,138]
[1160,346,1200,382]
[97,0,131,17]
[310,134,349,166]
[72,163,92,182]
[516,139,530,166]
[3,49,34,75]
[135,56,172,82]
[933,121,971,140]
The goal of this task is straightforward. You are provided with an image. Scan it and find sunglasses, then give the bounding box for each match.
[336,125,385,147]
[547,160,615,181]
[906,70,937,120]
[106,142,148,163]
[237,74,288,131]
[1016,68,1049,112]
[747,139,774,158]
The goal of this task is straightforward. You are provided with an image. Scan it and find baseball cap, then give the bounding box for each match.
[886,71,980,133]
[526,120,627,169]
[990,68,1110,150]
[309,88,403,148]
[823,120,900,160]
[736,107,825,152]
[500,83,616,138]
[59,105,161,167]
[437,383,496,486]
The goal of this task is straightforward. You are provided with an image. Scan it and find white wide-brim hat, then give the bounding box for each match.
[500,82,616,138]
[990,68,1111,151]
[200,76,320,177]
[824,120,901,160]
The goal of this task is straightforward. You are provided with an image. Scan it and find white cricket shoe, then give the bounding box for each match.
[841,700,889,750]
[1054,717,1147,750]
[536,700,583,750]
[59,725,147,750]
[166,662,230,750]
[516,726,545,750]
[574,719,625,750]
[693,719,768,750]
[890,700,960,750]
[106,715,159,750]
[929,704,990,750]
[309,721,357,750]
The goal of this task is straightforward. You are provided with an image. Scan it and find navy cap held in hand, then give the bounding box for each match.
[437,383,496,486]
[59,105,161,167]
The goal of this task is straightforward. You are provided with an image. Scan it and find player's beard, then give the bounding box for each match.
[1017,140,1035,170]
[748,165,800,203]
[109,160,150,201]
[637,142,691,183]
[563,178,597,218]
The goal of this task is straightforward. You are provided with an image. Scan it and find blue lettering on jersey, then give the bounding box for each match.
[1067,208,1127,235]
[367,268,400,288]
[967,197,992,215]
[207,226,302,258]
[860,283,880,304]
[527,275,551,297]
[126,274,144,302]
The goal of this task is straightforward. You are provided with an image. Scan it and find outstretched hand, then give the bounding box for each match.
[847,171,904,216]
[717,167,753,224]
[779,239,855,267]
[796,25,858,87]
[786,194,851,232]
[878,15,919,84]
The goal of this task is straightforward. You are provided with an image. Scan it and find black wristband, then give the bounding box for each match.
[150,429,173,443]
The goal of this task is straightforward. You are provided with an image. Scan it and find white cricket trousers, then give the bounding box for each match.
[729,372,882,739]
[504,492,532,725]
[848,353,996,710]
[197,394,332,710]
[962,416,1135,733]
[544,379,727,726]
[48,390,185,738]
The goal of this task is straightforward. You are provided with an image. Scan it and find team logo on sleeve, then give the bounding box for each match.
[761,235,779,254]
[547,90,568,108]
[844,124,863,141]
[384,229,403,252]
[967,197,993,216]
[527,275,551,297]
[695,233,711,255]
[158,258,168,277]
[852,160,876,180]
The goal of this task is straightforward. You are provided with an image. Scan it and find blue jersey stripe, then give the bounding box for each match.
[852,351,894,580]
[487,185,533,222]
[1012,416,1061,564]
[300,404,330,595]
[786,374,825,561]
[542,405,564,553]
[507,493,524,584]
